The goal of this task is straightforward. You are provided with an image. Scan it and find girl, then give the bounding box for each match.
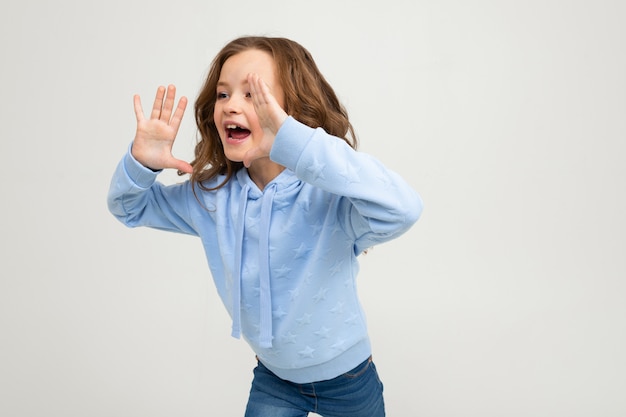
[108,36,423,417]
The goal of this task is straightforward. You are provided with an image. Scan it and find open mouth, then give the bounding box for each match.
[225,124,251,140]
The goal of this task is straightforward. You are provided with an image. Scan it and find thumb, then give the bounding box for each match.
[243,147,263,168]
[171,158,193,174]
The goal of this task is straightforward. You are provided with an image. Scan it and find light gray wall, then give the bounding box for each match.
[1,1,624,416]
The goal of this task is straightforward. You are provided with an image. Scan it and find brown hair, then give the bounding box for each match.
[190,36,357,190]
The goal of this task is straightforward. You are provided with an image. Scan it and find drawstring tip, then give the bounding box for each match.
[259,334,273,349]
[259,341,273,349]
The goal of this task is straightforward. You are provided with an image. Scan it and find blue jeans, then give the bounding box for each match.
[244,356,385,417]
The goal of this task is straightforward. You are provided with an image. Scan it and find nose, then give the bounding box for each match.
[223,95,244,114]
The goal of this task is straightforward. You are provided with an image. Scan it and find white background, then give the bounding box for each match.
[1,0,624,416]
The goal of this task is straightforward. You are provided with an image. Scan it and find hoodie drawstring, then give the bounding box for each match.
[231,182,277,349]
[258,183,276,348]
[231,184,249,340]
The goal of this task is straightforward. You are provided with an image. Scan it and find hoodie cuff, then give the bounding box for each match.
[123,143,160,189]
[270,116,317,170]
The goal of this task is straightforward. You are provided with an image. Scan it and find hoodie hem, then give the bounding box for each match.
[259,338,372,384]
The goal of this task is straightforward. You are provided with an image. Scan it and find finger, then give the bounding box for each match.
[251,74,277,112]
[249,75,265,117]
[150,86,166,120]
[248,73,267,105]
[256,75,270,98]
[160,85,176,122]
[248,74,259,101]
[170,96,188,132]
[133,94,145,122]
[243,146,261,168]
[248,73,259,92]
[248,73,286,134]
[170,158,193,174]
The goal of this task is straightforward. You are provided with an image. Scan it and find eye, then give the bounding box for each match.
[217,92,229,100]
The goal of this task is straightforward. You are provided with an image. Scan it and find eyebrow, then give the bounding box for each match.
[217,80,249,87]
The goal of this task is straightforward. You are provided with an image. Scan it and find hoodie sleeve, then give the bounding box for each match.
[107,146,198,236]
[270,117,423,254]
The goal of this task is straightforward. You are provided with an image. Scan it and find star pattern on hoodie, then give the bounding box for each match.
[375,168,393,188]
[305,158,326,181]
[329,260,343,276]
[282,331,297,344]
[338,163,361,184]
[273,306,287,319]
[330,339,346,351]
[312,287,329,304]
[274,264,292,279]
[289,288,300,301]
[297,198,312,213]
[314,326,331,339]
[296,313,312,326]
[330,302,345,315]
[344,313,359,326]
[303,272,314,286]
[310,221,323,235]
[298,346,315,358]
[293,243,311,259]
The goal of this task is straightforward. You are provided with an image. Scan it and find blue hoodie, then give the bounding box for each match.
[108,116,423,383]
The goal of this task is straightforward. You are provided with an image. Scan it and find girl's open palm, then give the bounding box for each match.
[243,74,288,168]
[132,85,193,174]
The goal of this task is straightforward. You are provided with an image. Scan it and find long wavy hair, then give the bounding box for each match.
[190,36,357,191]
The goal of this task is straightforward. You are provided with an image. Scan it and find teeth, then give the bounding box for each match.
[226,124,239,129]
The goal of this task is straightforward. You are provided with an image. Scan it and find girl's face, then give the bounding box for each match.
[214,49,285,164]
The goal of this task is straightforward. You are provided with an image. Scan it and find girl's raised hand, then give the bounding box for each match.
[131,85,193,174]
[243,73,288,168]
